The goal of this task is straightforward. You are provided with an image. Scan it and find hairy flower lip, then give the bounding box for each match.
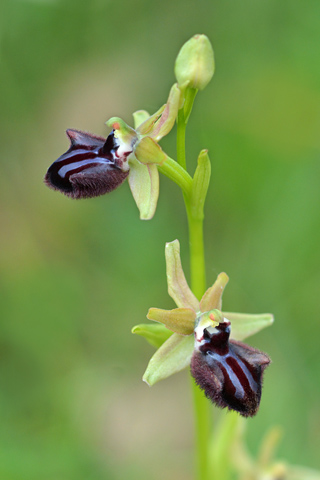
[191,319,271,417]
[191,340,270,417]
[44,129,131,199]
[192,316,270,417]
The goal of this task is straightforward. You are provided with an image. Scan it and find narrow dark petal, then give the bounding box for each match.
[44,129,129,199]
[190,322,270,417]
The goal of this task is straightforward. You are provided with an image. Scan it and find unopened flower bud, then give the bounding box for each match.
[174,34,215,91]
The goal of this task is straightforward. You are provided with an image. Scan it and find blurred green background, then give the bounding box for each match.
[1,0,320,478]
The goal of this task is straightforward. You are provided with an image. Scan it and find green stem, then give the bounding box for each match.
[186,210,206,299]
[191,375,212,480]
[178,102,209,480]
[187,208,211,480]
[177,109,187,169]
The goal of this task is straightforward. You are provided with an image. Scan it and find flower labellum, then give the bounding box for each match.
[44,129,133,199]
[191,318,270,417]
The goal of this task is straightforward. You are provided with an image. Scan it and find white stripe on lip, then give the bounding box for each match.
[233,356,258,393]
[207,351,246,400]
[58,157,113,178]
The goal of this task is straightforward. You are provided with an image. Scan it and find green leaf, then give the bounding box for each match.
[143,333,194,386]
[128,158,159,220]
[200,272,229,312]
[147,307,196,335]
[224,312,274,341]
[131,323,173,349]
[165,239,199,311]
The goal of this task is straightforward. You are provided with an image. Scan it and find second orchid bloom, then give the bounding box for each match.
[133,240,273,417]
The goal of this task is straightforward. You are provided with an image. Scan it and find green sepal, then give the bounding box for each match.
[134,136,167,165]
[165,239,200,311]
[133,110,150,129]
[143,333,194,386]
[147,307,196,335]
[190,149,211,220]
[131,323,173,349]
[224,312,274,341]
[200,272,229,312]
[128,158,159,220]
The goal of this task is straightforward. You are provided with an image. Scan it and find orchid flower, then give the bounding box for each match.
[44,84,180,220]
[132,239,273,417]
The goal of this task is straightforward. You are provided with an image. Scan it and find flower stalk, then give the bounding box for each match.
[158,156,192,197]
[176,86,211,480]
[186,210,210,480]
[178,104,210,480]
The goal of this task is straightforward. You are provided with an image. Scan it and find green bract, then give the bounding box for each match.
[106,83,181,220]
[132,239,274,386]
[190,150,211,220]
